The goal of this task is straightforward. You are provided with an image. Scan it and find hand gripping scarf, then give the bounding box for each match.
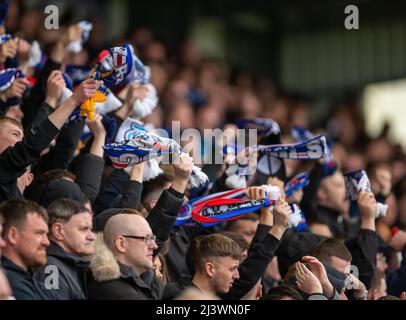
[236,118,281,138]
[176,185,304,228]
[291,126,337,177]
[344,170,388,218]
[66,21,93,53]
[0,68,24,92]
[103,127,209,187]
[80,44,133,120]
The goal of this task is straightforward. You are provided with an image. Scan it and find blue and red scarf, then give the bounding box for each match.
[176,186,305,228]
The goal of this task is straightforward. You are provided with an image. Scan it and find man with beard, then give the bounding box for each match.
[0,199,56,299]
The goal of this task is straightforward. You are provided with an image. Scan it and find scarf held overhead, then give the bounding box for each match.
[344,170,388,218]
[104,127,208,187]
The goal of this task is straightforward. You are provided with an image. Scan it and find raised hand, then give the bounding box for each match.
[295,262,323,295]
[45,70,66,108]
[358,191,377,231]
[71,78,97,106]
[3,77,30,99]
[171,153,194,193]
[0,38,17,63]
[270,200,292,239]
[245,186,267,201]
[302,256,334,298]
[60,23,84,47]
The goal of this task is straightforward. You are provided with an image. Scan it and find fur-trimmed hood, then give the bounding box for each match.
[89,233,121,282]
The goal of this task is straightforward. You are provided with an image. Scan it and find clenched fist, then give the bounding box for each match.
[172,153,194,180]
[270,200,292,240]
[4,77,30,99]
[358,192,377,220]
[71,78,97,106]
[171,153,194,194]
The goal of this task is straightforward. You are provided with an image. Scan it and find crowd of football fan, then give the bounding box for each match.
[0,1,405,300]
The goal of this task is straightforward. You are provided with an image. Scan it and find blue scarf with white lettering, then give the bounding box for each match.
[104,126,209,187]
[256,135,327,160]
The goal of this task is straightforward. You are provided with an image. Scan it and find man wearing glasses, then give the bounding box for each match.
[87,154,194,300]
[87,214,160,300]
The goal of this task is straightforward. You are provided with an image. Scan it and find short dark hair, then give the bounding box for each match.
[262,285,303,300]
[313,238,352,264]
[47,198,91,227]
[0,199,48,236]
[0,117,23,131]
[186,234,243,274]
[217,231,250,252]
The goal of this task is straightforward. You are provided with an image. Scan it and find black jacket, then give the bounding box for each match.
[74,153,105,204]
[93,168,143,214]
[22,57,61,129]
[0,118,59,203]
[88,262,165,300]
[146,188,185,253]
[314,206,359,240]
[345,229,378,289]
[34,242,89,300]
[1,256,57,300]
[34,120,85,176]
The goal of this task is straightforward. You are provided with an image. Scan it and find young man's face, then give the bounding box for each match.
[58,212,95,256]
[13,213,50,268]
[0,121,23,154]
[211,256,240,294]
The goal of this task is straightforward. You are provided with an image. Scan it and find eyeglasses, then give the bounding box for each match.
[122,234,157,245]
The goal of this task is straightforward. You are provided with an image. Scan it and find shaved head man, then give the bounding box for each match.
[88,212,167,300]
[104,214,158,274]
